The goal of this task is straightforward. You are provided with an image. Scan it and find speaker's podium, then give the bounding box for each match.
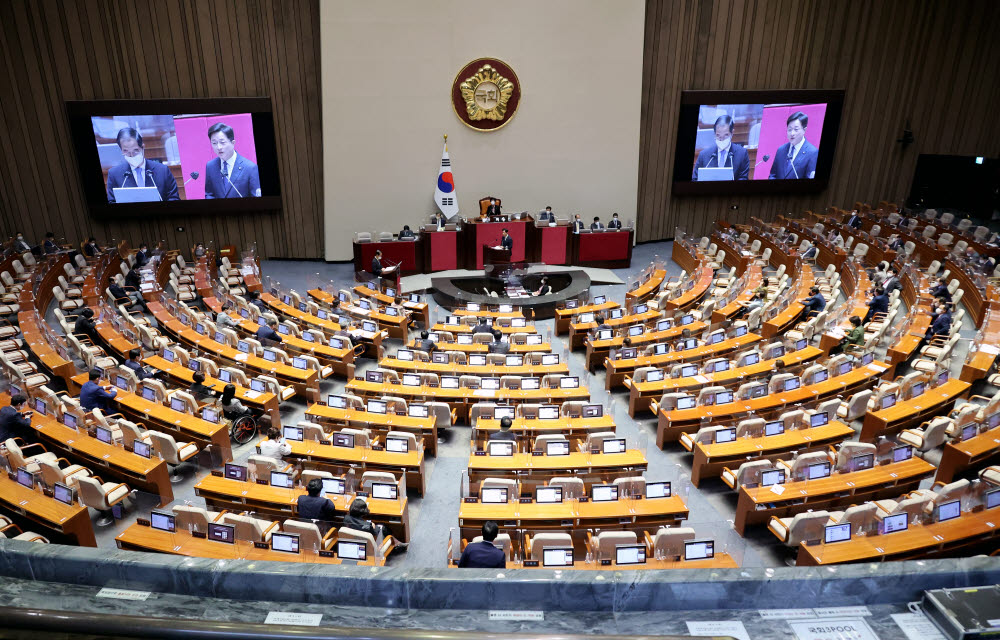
[483,245,512,266]
[357,263,399,291]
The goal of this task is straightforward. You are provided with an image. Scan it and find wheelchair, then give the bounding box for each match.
[227,412,258,445]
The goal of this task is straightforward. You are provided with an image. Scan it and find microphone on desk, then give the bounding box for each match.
[224,172,245,198]
[754,154,771,168]
[146,169,163,201]
[184,171,200,186]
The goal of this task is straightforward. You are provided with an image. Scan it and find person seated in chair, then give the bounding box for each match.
[297,478,338,523]
[590,216,604,231]
[344,497,391,541]
[458,521,506,568]
[247,291,268,312]
[256,320,282,345]
[800,286,825,319]
[488,329,509,355]
[489,417,517,442]
[472,317,492,334]
[83,237,101,257]
[73,308,99,342]
[123,348,155,381]
[538,206,554,222]
[608,212,622,230]
[534,277,551,296]
[189,371,216,401]
[109,279,144,310]
[43,232,60,254]
[398,225,415,239]
[485,199,501,218]
[80,369,117,412]
[219,384,252,420]
[414,330,436,354]
[0,394,33,443]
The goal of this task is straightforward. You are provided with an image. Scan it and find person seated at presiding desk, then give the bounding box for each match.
[485,199,501,218]
[800,286,825,319]
[488,329,509,355]
[591,217,604,231]
[344,497,391,541]
[608,212,622,230]
[297,478,338,522]
[538,206,554,222]
[43,232,59,254]
[862,286,889,324]
[0,394,33,443]
[489,417,518,443]
[472,318,493,334]
[433,212,448,230]
[219,384,252,420]
[123,348,155,381]
[534,277,552,297]
[73,308,99,342]
[259,426,292,461]
[572,214,585,233]
[691,115,750,181]
[414,330,436,354]
[398,225,415,239]
[256,320,283,345]
[458,521,506,569]
[80,369,117,412]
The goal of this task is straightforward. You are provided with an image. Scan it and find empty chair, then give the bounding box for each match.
[527,532,573,561]
[826,502,878,535]
[147,431,199,482]
[589,530,638,560]
[480,478,517,501]
[612,476,646,497]
[834,442,877,472]
[837,389,872,422]
[172,505,223,533]
[735,418,765,438]
[875,491,935,524]
[221,513,279,542]
[647,526,696,560]
[533,434,570,453]
[283,520,336,551]
[76,475,131,527]
[3,438,59,474]
[579,431,619,453]
[547,476,586,499]
[722,459,772,488]
[36,458,90,490]
[680,425,731,451]
[778,451,832,481]
[769,510,831,547]
[899,416,955,455]
[360,471,397,494]
[0,516,48,543]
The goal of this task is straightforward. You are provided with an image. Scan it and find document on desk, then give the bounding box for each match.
[685,621,750,640]
[234,354,248,362]
[243,390,261,400]
[980,344,1000,356]
[866,363,888,373]
[890,613,946,640]
[693,375,710,383]
[473,389,496,397]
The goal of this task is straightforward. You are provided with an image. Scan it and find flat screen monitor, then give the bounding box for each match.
[807,461,831,480]
[880,393,896,410]
[987,412,1000,429]
[610,309,623,320]
[408,293,419,303]
[657,319,673,331]
[271,532,300,554]
[291,357,308,370]
[713,361,730,373]
[961,424,978,441]
[680,365,699,377]
[250,379,266,392]
[538,405,559,419]
[986,489,1000,510]
[535,486,563,504]
[366,399,387,414]
[761,469,785,487]
[936,499,961,523]
[441,376,459,389]
[541,354,559,365]
[328,337,344,349]
[770,346,785,358]
[237,341,250,354]
[408,404,429,418]
[140,384,156,400]
[53,482,75,506]
[358,299,371,311]
[683,540,715,561]
[466,303,480,312]
[592,485,618,502]
[282,426,303,441]
[132,440,151,458]
[602,438,626,454]
[812,370,828,384]
[317,309,328,320]
[488,441,514,457]
[542,548,574,567]
[482,378,500,390]
[892,445,913,463]
[810,412,829,427]
[714,390,734,405]
[522,378,540,390]
[270,470,292,488]
[224,463,248,481]
[150,510,176,533]
[596,329,613,341]
[321,477,346,496]
[201,407,219,424]
[336,540,367,560]
[646,369,665,382]
[783,378,800,392]
[170,397,186,412]
[634,304,648,314]
[764,421,784,437]
[676,397,697,410]
[385,436,409,453]
[361,321,377,333]
[936,370,949,386]
[32,398,47,415]
[583,404,603,418]
[215,331,227,343]
[332,433,355,448]
[115,375,130,391]
[646,481,671,498]
[708,332,724,345]
[339,292,349,302]
[839,362,852,375]
[511,318,527,328]
[628,325,644,337]
[505,355,524,366]
[880,512,908,534]
[468,354,487,366]
[861,352,874,365]
[445,315,460,325]
[714,428,737,444]
[493,406,515,420]
[207,523,235,544]
[195,323,206,335]
[327,395,348,409]
[654,344,669,355]
[565,300,579,309]
[910,382,925,397]
[734,325,748,337]
[371,481,398,500]
[545,440,570,456]
[795,339,807,351]
[432,353,449,364]
[680,314,694,325]
[824,523,851,544]
[277,323,290,335]
[262,350,277,362]
[95,426,113,444]
[593,296,606,305]
[526,334,542,345]
[615,544,647,565]
[851,453,874,471]
[16,467,34,489]
[365,370,383,383]
[481,487,508,504]
[402,373,421,387]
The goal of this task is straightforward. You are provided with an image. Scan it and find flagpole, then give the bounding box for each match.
[444,133,448,151]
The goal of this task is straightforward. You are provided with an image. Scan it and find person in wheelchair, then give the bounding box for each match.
[219,384,252,419]
[219,384,257,445]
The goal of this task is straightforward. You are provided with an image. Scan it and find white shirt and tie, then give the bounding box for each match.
[787,138,806,177]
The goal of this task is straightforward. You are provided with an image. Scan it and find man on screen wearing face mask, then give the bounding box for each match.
[769,111,818,180]
[691,115,750,181]
[106,127,180,202]
[204,122,261,199]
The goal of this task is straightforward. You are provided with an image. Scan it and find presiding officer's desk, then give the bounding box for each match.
[458,495,689,558]
[859,379,971,442]
[149,301,319,402]
[656,361,890,448]
[685,420,856,487]
[0,471,97,546]
[3,393,174,507]
[407,338,552,354]
[584,319,710,372]
[377,356,569,379]
[607,332,763,390]
[116,522,384,565]
[466,449,648,495]
[260,435,427,496]
[730,456,935,535]
[304,403,440,457]
[555,301,620,335]
[570,228,635,269]
[344,379,590,423]
[472,414,617,450]
[192,474,410,543]
[625,345,824,417]
[795,508,1000,566]
[934,422,1000,484]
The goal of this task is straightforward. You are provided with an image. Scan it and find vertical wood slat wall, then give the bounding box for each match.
[637,0,1000,242]
[0,0,323,259]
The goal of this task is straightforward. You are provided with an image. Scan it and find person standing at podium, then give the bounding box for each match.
[590,217,604,231]
[371,250,383,277]
[608,213,622,229]
[486,199,501,217]
[500,229,513,251]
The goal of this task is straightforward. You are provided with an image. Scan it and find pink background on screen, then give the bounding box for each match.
[752,103,826,180]
[174,113,257,199]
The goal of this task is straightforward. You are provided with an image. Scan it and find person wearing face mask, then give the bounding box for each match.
[12,232,31,253]
[691,115,750,180]
[485,198,501,218]
[106,128,180,202]
[204,122,261,199]
[769,111,818,180]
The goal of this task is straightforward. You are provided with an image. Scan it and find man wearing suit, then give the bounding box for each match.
[0,394,33,444]
[769,111,818,180]
[692,115,751,181]
[925,303,952,339]
[433,212,447,230]
[83,238,101,257]
[12,232,31,254]
[472,318,493,334]
[133,244,150,268]
[371,250,383,277]
[399,225,415,239]
[846,211,863,229]
[458,521,506,568]
[881,268,902,296]
[572,214,584,234]
[485,199,501,217]
[297,479,338,522]
[538,206,554,222]
[488,330,510,355]
[500,229,513,251]
[204,122,261,199]
[863,286,888,324]
[489,417,518,443]
[608,213,622,230]
[590,216,604,231]
[256,320,283,345]
[106,128,180,202]
[43,233,59,254]
[80,369,117,412]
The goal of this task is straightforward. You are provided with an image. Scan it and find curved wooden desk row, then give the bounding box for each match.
[254,292,387,358]
[624,345,824,417]
[407,338,552,354]
[626,268,668,306]
[378,356,569,378]
[431,321,539,335]
[471,414,617,448]
[352,285,430,328]
[568,309,662,350]
[466,449,648,494]
[687,420,856,488]
[656,361,891,448]
[584,320,710,373]
[555,300,620,335]
[18,255,76,386]
[193,474,410,543]
[731,457,936,535]
[935,422,1000,484]
[301,288,408,339]
[0,472,96,546]
[463,554,738,571]
[859,378,971,441]
[344,379,590,423]
[69,373,233,462]
[606,332,764,390]
[304,404,439,457]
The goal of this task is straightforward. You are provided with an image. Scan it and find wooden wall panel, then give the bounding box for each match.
[0,0,323,259]
[637,0,1000,241]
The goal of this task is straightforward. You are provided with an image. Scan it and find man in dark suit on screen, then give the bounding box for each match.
[691,115,750,181]
[769,111,818,180]
[204,122,261,199]
[106,128,180,202]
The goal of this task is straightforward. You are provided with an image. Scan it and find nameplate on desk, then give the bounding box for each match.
[264,612,323,627]
[256,479,268,485]
[319,550,334,558]
[591,448,601,455]
[578,497,589,502]
[123,444,133,453]
[618,518,631,525]
[474,451,487,456]
[464,497,479,503]
[191,530,207,539]
[532,451,544,457]
[371,445,384,451]
[355,491,369,498]
[136,518,151,527]
[254,542,269,549]
[523,560,540,567]
[319,439,331,446]
[519,498,533,504]
[211,470,223,477]
[97,587,151,602]
[600,559,612,566]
